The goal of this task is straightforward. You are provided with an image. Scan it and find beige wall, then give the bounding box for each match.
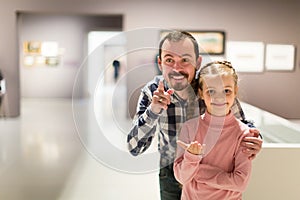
[244,146,300,200]
[0,0,300,117]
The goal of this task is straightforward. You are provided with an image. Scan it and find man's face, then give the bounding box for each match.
[158,38,197,91]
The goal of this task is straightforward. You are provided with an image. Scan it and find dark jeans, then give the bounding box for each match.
[159,164,182,200]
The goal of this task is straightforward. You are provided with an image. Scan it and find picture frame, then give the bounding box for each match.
[45,57,60,67]
[22,41,63,67]
[265,44,296,71]
[160,30,226,55]
[23,41,41,54]
[226,41,265,72]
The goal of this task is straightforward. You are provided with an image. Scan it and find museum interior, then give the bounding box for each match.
[0,0,300,199]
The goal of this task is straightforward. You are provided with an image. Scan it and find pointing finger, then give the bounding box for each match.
[158,81,165,93]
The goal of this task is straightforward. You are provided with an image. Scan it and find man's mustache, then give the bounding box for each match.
[168,71,189,78]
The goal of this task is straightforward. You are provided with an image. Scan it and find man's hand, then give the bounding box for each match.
[177,140,205,155]
[241,128,263,160]
[151,81,174,114]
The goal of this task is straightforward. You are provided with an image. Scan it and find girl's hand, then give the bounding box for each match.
[177,140,205,155]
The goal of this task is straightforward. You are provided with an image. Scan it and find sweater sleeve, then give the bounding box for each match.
[173,122,203,184]
[196,133,252,192]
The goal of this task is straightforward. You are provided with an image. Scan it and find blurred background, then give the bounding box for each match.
[0,0,300,199]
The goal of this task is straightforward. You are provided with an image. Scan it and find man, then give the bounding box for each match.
[127,31,262,200]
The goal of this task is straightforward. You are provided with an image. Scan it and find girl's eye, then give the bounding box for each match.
[224,89,232,95]
[207,90,215,95]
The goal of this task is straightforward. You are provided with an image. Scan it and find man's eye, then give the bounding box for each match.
[182,58,190,62]
[165,58,174,63]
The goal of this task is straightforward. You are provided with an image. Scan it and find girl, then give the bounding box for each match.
[173,61,253,200]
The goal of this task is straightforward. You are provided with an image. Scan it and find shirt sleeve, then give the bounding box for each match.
[127,85,161,156]
[195,133,252,192]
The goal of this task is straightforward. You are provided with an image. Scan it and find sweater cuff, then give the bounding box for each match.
[184,150,203,163]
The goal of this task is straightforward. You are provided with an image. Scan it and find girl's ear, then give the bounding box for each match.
[198,88,204,99]
[234,86,239,96]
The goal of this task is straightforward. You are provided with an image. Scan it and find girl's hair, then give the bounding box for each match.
[198,61,238,91]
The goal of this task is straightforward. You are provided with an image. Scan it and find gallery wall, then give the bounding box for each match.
[0,0,299,118]
[18,13,122,98]
[19,14,84,98]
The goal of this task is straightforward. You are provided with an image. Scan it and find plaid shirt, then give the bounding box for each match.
[127,76,250,167]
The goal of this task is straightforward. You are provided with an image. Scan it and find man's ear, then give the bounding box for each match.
[157,55,163,71]
[196,55,202,71]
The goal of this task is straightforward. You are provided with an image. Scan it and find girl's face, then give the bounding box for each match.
[200,74,237,117]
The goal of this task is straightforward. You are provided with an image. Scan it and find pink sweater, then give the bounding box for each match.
[174,111,252,200]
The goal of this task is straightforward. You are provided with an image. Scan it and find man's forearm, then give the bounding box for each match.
[127,107,160,156]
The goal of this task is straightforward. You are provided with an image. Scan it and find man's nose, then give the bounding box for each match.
[173,60,183,70]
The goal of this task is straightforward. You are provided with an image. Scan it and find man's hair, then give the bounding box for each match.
[158,30,199,62]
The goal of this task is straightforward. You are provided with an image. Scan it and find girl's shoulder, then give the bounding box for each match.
[234,119,252,138]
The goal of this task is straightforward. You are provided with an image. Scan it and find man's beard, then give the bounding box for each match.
[168,71,190,91]
[172,82,189,91]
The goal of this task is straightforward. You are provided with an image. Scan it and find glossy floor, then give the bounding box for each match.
[0,97,160,200]
[1,94,300,200]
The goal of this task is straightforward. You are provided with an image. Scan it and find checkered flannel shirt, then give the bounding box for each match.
[127,76,251,167]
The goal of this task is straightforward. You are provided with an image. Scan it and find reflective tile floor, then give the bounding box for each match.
[0,98,159,200]
[1,94,300,200]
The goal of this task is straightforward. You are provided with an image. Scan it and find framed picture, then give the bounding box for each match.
[45,57,60,67]
[265,44,296,71]
[23,41,41,54]
[160,30,226,55]
[226,41,264,72]
[23,55,35,66]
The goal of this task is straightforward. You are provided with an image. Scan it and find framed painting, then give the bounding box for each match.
[226,41,264,72]
[160,30,226,55]
[265,44,296,71]
[23,41,41,54]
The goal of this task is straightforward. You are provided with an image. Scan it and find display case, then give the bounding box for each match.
[241,102,300,144]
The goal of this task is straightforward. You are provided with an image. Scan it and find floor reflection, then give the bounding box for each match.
[0,94,159,200]
[1,92,300,199]
[0,99,83,200]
